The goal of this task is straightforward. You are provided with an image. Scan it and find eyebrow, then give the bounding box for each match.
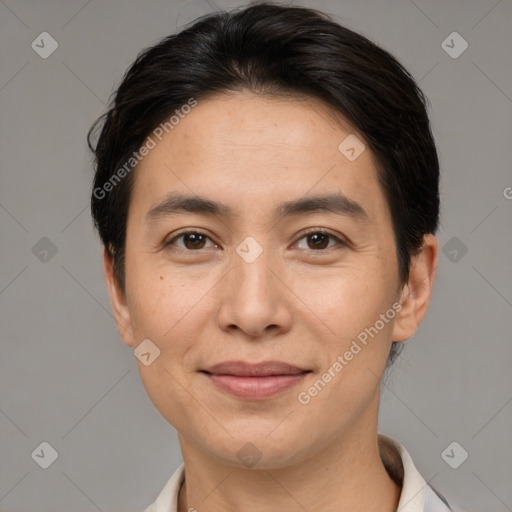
[145,191,369,224]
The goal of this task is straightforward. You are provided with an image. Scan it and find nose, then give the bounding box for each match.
[216,242,293,340]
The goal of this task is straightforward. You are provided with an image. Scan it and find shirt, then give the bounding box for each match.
[143,433,454,512]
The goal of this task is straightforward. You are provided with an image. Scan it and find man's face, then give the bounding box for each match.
[109,91,413,468]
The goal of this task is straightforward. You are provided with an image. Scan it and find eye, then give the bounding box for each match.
[164,231,218,251]
[294,229,346,251]
[163,229,346,253]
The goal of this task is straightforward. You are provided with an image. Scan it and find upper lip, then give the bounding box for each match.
[201,360,310,377]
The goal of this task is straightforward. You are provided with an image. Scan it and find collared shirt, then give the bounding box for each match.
[143,433,454,512]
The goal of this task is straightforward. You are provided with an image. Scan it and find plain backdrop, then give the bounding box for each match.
[1,0,511,511]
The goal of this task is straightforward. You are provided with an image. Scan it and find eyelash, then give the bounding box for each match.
[163,228,347,253]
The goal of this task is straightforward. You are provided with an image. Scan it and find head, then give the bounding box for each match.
[89,2,439,468]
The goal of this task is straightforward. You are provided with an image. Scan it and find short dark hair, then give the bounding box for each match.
[88,1,440,366]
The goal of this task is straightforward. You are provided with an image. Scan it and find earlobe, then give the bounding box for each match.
[102,247,135,347]
[391,234,438,343]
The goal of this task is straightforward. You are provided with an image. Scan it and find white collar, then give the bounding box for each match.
[143,433,452,512]
[378,434,452,511]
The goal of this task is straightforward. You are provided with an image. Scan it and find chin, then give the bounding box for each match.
[205,431,312,470]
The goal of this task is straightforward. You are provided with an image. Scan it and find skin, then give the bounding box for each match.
[104,91,438,512]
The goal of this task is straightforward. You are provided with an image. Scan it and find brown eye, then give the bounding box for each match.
[182,233,207,249]
[306,232,330,250]
[295,230,345,251]
[164,231,217,251]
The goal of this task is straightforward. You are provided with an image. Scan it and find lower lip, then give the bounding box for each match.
[204,372,310,400]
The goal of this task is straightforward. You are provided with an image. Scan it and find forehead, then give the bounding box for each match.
[130,91,389,227]
[158,91,365,166]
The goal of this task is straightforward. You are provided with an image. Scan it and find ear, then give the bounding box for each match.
[103,247,135,347]
[392,234,438,343]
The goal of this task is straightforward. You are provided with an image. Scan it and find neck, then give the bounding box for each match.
[177,397,400,512]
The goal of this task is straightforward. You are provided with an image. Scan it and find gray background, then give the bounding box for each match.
[1,0,511,511]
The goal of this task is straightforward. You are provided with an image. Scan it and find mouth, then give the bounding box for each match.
[199,360,312,400]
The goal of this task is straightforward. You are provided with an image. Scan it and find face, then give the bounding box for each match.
[105,91,437,469]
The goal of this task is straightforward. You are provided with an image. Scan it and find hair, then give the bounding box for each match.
[88,1,440,367]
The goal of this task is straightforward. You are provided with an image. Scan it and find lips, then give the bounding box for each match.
[200,361,311,400]
[201,360,309,377]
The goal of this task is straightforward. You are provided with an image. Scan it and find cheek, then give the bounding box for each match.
[290,260,393,342]
[125,274,166,341]
[126,271,203,420]
[125,258,217,371]
[125,247,185,329]
[128,280,190,342]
